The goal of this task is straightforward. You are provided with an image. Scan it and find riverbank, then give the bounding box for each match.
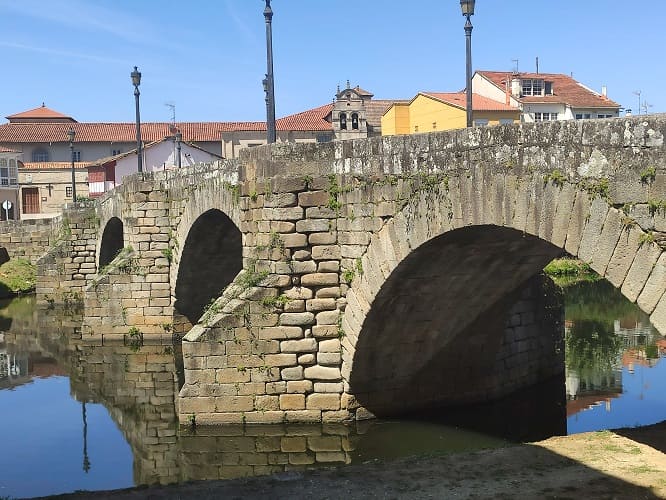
[45,422,666,500]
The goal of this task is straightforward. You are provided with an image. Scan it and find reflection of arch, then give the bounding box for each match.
[175,209,242,325]
[340,113,347,130]
[99,217,124,268]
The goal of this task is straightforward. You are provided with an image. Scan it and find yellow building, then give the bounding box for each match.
[382,92,520,136]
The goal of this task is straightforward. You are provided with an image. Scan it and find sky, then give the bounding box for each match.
[1,0,664,124]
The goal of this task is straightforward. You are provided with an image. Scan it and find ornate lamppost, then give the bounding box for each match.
[67,127,77,203]
[460,0,476,127]
[131,66,143,172]
[263,0,276,143]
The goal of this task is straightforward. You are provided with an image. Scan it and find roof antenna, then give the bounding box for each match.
[511,59,519,74]
[536,56,539,74]
[165,102,176,125]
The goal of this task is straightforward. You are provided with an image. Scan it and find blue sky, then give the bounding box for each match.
[1,0,664,123]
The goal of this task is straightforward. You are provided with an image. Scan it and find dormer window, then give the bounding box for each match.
[351,113,359,130]
[32,148,49,162]
[522,79,543,96]
[340,113,347,130]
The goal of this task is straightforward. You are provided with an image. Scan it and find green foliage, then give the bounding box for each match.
[127,326,143,352]
[639,231,655,246]
[544,169,567,187]
[640,166,656,184]
[355,257,364,276]
[250,190,258,202]
[579,177,610,200]
[544,258,600,287]
[261,294,289,309]
[0,258,36,296]
[327,174,342,213]
[161,247,173,263]
[342,268,355,283]
[647,199,666,216]
[188,413,196,429]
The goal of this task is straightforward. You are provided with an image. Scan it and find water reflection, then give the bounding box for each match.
[564,280,666,430]
[2,279,666,497]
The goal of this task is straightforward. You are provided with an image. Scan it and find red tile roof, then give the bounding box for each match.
[275,103,333,131]
[477,71,620,109]
[6,104,76,122]
[21,161,92,170]
[421,92,517,111]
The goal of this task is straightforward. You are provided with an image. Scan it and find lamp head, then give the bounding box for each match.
[460,0,475,16]
[131,66,141,86]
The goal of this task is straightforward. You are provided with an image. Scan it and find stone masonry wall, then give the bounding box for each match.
[35,204,99,305]
[0,218,59,264]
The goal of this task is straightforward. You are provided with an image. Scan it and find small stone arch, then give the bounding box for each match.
[174,208,243,327]
[98,217,124,268]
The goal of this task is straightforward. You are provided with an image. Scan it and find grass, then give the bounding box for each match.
[543,258,600,287]
[0,258,36,296]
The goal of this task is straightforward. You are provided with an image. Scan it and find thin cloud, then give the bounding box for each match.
[0,41,129,65]
[225,0,261,48]
[0,0,178,49]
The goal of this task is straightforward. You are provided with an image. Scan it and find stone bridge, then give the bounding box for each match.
[36,115,666,425]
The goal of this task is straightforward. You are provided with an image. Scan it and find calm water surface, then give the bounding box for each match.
[0,280,664,498]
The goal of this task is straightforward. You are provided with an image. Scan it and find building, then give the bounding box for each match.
[87,137,223,197]
[473,71,621,122]
[0,147,21,220]
[0,87,400,217]
[381,92,520,136]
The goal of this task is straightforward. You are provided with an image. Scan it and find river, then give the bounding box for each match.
[0,279,664,498]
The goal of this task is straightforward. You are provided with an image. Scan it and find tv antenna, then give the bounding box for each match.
[632,90,642,115]
[165,102,176,125]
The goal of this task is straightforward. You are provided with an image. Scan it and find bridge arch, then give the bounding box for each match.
[341,171,666,417]
[98,217,124,268]
[173,208,243,328]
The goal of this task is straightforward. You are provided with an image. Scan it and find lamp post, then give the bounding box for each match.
[131,66,143,172]
[263,0,276,144]
[175,131,182,168]
[67,127,77,204]
[460,0,475,128]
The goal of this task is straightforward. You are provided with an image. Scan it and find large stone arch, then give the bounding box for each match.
[98,217,124,268]
[173,208,243,328]
[340,168,666,417]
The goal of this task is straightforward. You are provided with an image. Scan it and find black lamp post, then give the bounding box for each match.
[460,0,475,128]
[131,66,143,172]
[263,0,276,144]
[67,127,77,203]
[175,131,182,168]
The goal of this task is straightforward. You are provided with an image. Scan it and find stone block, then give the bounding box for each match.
[281,366,304,380]
[319,339,341,352]
[296,219,331,233]
[280,394,305,410]
[280,312,315,326]
[301,273,339,286]
[306,394,341,411]
[304,365,341,380]
[280,338,318,353]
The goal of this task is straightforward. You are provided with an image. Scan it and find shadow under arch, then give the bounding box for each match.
[347,225,564,417]
[174,208,242,327]
[98,217,124,268]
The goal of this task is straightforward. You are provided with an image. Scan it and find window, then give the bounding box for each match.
[112,149,122,156]
[351,113,359,130]
[499,118,515,125]
[432,122,437,130]
[72,151,81,162]
[474,119,489,127]
[32,149,49,162]
[534,112,557,121]
[544,82,553,95]
[316,134,333,143]
[339,113,347,130]
[66,186,73,198]
[598,114,613,119]
[522,79,544,96]
[575,113,592,120]
[414,125,419,132]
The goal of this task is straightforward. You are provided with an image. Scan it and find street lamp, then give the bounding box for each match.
[67,127,76,204]
[131,66,143,172]
[175,130,182,168]
[460,0,475,127]
[263,0,276,144]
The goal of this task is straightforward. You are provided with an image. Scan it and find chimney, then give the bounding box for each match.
[505,79,511,105]
[511,76,521,98]
[601,85,607,97]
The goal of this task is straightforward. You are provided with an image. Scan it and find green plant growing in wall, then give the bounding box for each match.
[127,326,143,352]
[342,268,355,283]
[161,247,173,263]
[640,166,656,184]
[648,199,666,216]
[639,231,655,246]
[544,169,567,187]
[355,257,364,277]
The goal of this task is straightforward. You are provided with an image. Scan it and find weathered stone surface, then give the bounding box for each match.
[279,312,315,326]
[303,365,341,380]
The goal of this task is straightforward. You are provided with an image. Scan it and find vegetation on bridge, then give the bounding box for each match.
[0,258,36,297]
[544,257,600,287]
